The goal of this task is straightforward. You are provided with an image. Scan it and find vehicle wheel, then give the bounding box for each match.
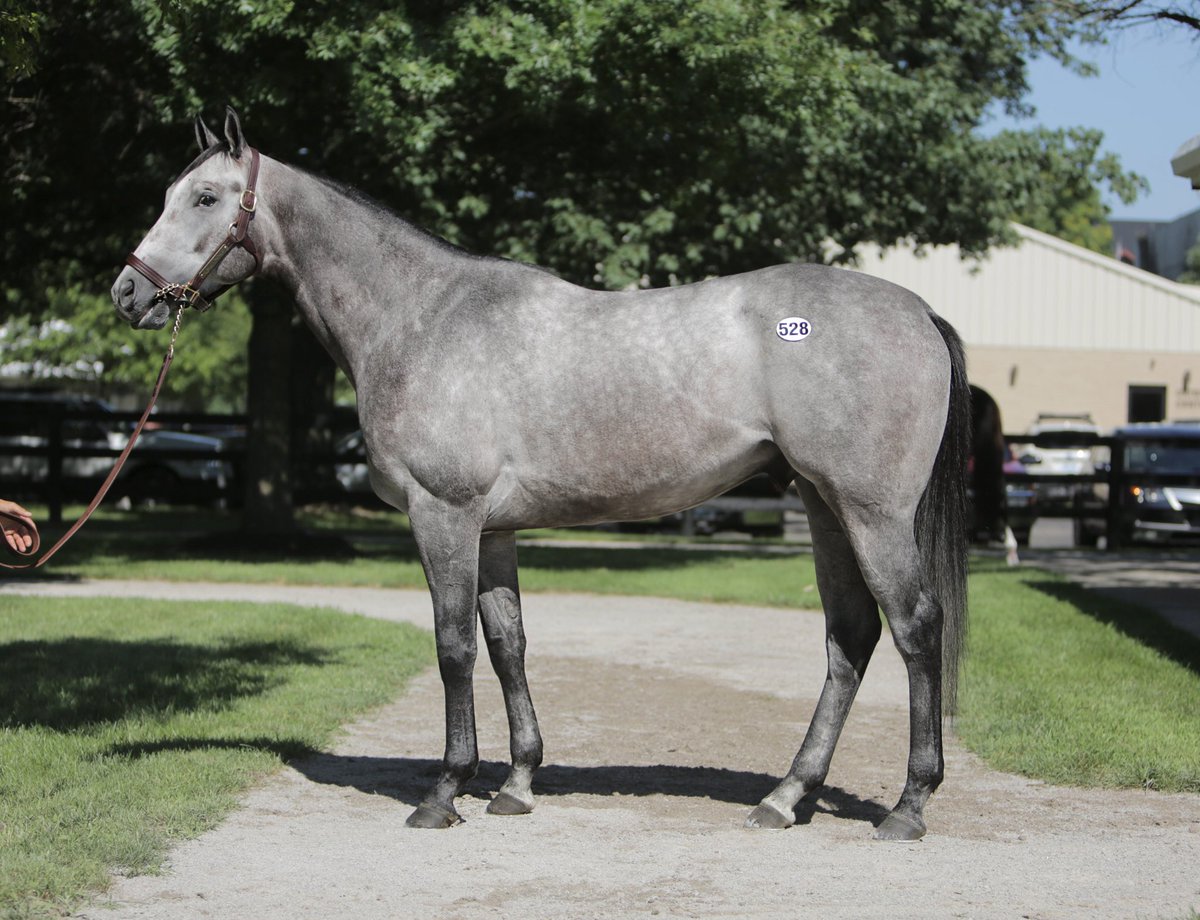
[1073,518,1100,548]
[120,465,181,507]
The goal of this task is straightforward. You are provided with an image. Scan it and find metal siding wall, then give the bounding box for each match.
[853,225,1200,353]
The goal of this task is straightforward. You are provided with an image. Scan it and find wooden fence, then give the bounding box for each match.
[5,407,1199,548]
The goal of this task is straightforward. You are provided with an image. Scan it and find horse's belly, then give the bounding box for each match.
[482,433,780,531]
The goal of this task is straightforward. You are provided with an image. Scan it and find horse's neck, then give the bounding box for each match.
[257,158,468,386]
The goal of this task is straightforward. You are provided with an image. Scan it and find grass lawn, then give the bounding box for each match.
[960,558,1200,793]
[0,594,432,919]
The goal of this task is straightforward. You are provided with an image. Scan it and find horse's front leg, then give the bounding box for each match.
[477,531,543,815]
[406,498,485,829]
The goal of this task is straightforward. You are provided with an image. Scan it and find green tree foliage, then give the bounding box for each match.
[2,0,1145,396]
[0,289,251,411]
[1002,126,1147,253]
[1180,236,1200,284]
[0,3,41,79]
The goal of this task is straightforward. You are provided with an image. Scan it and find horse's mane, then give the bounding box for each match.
[298,165,498,264]
[172,144,226,186]
[295,164,562,278]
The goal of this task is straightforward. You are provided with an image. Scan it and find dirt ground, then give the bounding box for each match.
[5,579,1198,920]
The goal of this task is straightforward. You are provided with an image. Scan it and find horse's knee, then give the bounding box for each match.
[437,643,477,683]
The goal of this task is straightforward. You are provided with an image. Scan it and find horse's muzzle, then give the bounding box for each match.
[112,267,169,329]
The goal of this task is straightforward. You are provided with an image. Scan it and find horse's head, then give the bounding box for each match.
[112,107,261,330]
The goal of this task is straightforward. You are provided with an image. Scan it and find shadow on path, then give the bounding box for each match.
[290,754,890,828]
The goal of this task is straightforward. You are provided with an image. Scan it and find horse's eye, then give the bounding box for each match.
[197,193,218,208]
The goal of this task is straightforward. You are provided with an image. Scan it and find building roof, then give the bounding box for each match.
[1172,134,1200,188]
[853,223,1200,354]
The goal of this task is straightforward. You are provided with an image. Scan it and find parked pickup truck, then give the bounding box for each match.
[1076,422,1200,545]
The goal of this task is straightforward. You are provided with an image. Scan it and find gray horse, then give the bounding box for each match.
[113,109,969,840]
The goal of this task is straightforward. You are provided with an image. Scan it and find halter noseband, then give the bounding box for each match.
[125,147,262,313]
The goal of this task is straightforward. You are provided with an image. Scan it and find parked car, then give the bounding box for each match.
[333,429,371,494]
[695,473,788,537]
[615,473,788,537]
[116,427,242,507]
[0,391,239,506]
[1077,422,1200,545]
[0,392,123,497]
[1014,413,1105,513]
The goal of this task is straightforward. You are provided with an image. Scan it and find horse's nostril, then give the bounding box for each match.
[121,278,135,298]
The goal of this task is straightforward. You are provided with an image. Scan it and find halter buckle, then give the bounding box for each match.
[182,284,213,311]
[240,189,257,213]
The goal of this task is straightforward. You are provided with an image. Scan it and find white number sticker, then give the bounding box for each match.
[776,317,812,341]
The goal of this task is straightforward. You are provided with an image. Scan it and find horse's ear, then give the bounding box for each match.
[223,106,246,159]
[194,115,220,153]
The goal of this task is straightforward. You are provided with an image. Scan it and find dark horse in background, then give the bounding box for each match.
[112,109,970,840]
[970,385,1020,566]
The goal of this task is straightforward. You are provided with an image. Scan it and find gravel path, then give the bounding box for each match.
[3,578,1198,919]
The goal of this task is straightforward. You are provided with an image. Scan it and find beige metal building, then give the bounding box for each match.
[854,224,1200,431]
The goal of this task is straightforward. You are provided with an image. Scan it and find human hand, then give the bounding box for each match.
[0,499,36,554]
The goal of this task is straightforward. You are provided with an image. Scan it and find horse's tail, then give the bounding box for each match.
[916,311,971,715]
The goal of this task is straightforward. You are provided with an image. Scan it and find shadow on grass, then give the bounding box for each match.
[49,529,798,574]
[105,736,320,762]
[46,531,365,565]
[289,754,891,827]
[1025,579,1200,676]
[0,638,331,730]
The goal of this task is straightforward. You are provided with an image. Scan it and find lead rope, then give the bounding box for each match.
[1,303,186,571]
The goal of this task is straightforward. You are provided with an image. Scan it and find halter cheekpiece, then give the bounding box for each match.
[125,147,262,312]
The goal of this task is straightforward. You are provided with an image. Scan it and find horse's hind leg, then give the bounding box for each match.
[477,531,543,815]
[747,479,882,829]
[840,507,947,841]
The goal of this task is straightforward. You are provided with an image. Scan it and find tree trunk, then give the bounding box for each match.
[289,320,337,502]
[243,283,294,534]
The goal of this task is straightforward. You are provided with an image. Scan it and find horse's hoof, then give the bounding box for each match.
[875,812,925,841]
[405,803,461,829]
[487,791,533,816]
[744,802,794,829]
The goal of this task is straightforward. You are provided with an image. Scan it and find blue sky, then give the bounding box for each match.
[986,26,1200,221]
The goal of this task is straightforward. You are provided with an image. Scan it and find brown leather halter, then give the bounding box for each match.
[125,147,262,312]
